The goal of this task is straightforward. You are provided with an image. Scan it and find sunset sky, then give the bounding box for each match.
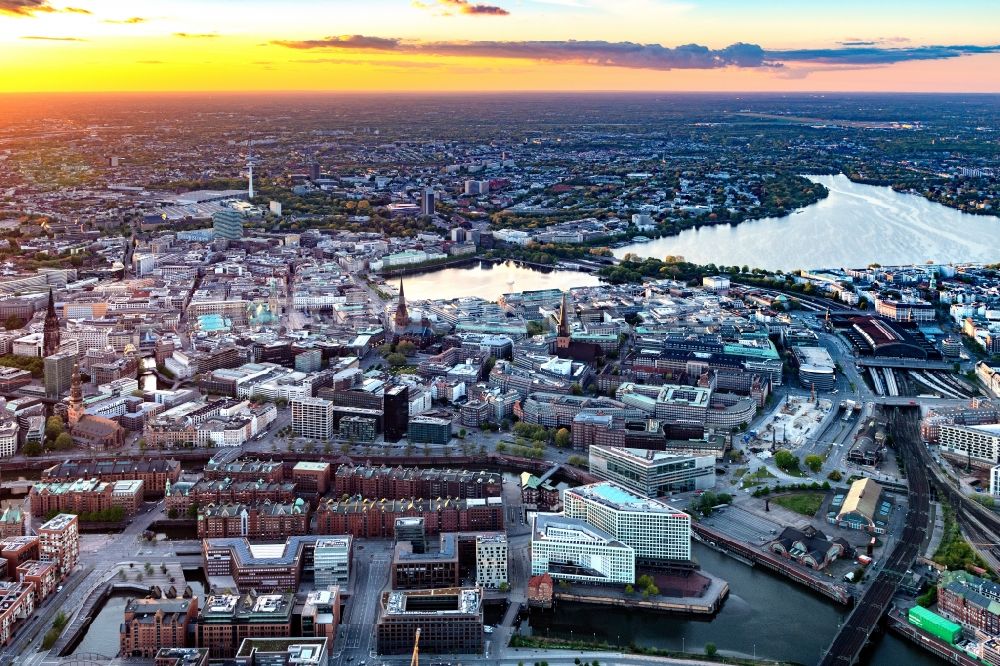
[1,0,999,92]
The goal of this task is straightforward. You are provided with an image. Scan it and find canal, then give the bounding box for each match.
[71,573,205,657]
[525,543,943,665]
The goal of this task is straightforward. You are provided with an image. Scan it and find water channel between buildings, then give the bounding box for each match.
[72,545,939,664]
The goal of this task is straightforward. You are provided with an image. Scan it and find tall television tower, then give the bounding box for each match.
[246,139,257,199]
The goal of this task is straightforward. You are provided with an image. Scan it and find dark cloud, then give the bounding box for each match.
[63,6,91,14]
[173,32,219,38]
[271,35,1000,71]
[0,0,54,16]
[273,37,767,69]
[104,16,146,24]
[766,44,1000,65]
[20,34,85,40]
[440,0,509,15]
[415,0,509,16]
[839,41,878,47]
[273,34,401,51]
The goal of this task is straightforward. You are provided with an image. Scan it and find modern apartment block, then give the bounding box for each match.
[588,445,715,497]
[530,513,635,585]
[475,534,508,589]
[37,513,79,580]
[0,581,36,646]
[563,481,691,562]
[291,398,334,440]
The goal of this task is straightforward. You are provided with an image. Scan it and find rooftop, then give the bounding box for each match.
[568,481,682,515]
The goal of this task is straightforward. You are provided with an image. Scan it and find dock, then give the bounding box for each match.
[692,522,853,605]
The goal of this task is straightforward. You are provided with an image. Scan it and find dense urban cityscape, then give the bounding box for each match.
[2,3,1000,666]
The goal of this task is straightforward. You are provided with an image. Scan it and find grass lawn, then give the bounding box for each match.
[772,492,826,517]
[741,467,776,489]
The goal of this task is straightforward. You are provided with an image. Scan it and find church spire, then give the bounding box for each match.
[43,288,60,357]
[393,279,409,333]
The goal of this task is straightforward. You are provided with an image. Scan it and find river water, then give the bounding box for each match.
[526,543,941,665]
[611,174,1000,271]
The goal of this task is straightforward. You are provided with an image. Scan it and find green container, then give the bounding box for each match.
[908,606,961,644]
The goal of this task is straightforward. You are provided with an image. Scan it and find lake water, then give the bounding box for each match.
[613,174,1000,271]
[401,260,604,301]
[527,543,942,665]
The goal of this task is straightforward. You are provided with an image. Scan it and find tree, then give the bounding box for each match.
[774,449,799,472]
[396,341,416,356]
[23,441,42,457]
[138,438,147,452]
[3,314,23,330]
[804,454,823,472]
[554,428,571,448]
[570,383,583,396]
[458,428,467,439]
[45,415,64,441]
[386,352,407,367]
[705,643,718,657]
[54,432,73,450]
[624,584,634,594]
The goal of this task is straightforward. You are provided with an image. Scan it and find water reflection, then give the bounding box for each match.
[614,174,1000,271]
[400,260,603,301]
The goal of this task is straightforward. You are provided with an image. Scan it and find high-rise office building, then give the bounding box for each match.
[420,188,436,216]
[291,398,334,440]
[212,209,243,241]
[383,385,408,443]
[43,350,76,399]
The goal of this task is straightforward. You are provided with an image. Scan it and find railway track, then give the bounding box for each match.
[818,408,930,666]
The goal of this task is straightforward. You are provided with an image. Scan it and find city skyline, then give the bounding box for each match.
[1,0,1000,92]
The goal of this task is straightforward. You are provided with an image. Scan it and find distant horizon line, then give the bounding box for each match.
[2,89,1000,96]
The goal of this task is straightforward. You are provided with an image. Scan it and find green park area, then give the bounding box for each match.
[772,492,826,517]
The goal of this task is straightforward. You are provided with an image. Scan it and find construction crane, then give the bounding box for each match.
[410,627,421,666]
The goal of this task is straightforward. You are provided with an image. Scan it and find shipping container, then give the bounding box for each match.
[908,606,961,644]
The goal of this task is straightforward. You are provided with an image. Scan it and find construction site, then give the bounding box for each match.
[746,395,834,451]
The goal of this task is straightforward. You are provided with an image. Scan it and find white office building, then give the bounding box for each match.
[563,481,691,561]
[291,397,334,440]
[589,446,715,497]
[475,534,508,589]
[940,423,1000,464]
[530,513,635,585]
[313,537,352,586]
